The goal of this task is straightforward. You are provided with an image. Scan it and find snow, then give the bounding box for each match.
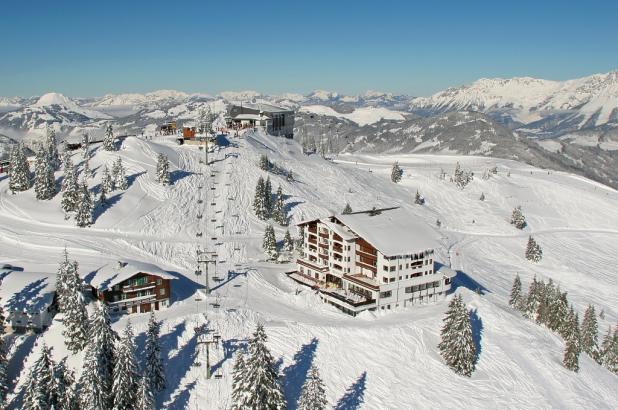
[300,105,406,126]
[0,270,56,313]
[88,259,177,291]
[0,127,617,409]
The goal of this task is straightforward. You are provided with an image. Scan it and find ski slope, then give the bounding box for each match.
[0,129,617,409]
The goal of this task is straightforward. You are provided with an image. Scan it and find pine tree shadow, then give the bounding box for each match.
[282,337,319,409]
[334,371,367,410]
[469,308,483,366]
[127,171,147,188]
[284,200,304,214]
[5,278,48,312]
[449,266,489,295]
[93,193,123,222]
[170,170,195,184]
[5,333,41,396]
[166,381,196,410]
[158,332,199,407]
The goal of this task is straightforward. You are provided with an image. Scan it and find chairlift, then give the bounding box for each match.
[210,219,217,222]
[196,232,203,237]
[210,173,215,177]
[197,199,203,204]
[210,187,216,190]
[214,373,223,379]
[210,202,216,206]
[211,237,217,241]
[197,214,203,219]
[195,269,202,276]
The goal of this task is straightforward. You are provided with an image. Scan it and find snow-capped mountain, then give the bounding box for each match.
[410,71,618,133]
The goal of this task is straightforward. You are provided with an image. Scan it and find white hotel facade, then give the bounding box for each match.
[291,207,455,315]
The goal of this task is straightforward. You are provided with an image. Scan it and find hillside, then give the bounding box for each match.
[0,128,617,409]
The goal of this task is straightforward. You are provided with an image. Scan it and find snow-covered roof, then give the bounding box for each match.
[0,270,56,313]
[233,114,268,121]
[235,102,292,113]
[335,207,439,256]
[436,265,457,279]
[88,259,176,291]
[320,219,357,241]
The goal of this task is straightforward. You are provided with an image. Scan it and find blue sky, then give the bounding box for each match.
[1,0,617,97]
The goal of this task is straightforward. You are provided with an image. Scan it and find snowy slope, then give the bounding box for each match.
[299,105,406,126]
[0,128,617,409]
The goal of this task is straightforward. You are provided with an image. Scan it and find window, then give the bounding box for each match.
[405,286,413,293]
[160,288,165,296]
[398,276,402,280]
[380,290,392,298]
[399,265,402,270]
[389,266,395,272]
[157,278,162,285]
[383,277,388,283]
[406,263,409,269]
[389,278,395,283]
[383,265,388,272]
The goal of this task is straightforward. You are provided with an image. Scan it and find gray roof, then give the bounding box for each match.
[89,259,176,291]
[235,102,292,113]
[335,207,439,256]
[0,270,56,313]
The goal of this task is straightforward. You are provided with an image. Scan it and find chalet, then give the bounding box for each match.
[291,207,456,316]
[0,269,57,332]
[89,260,176,315]
[159,121,177,135]
[227,103,294,138]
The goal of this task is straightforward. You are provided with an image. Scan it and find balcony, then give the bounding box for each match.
[111,293,156,306]
[122,282,155,293]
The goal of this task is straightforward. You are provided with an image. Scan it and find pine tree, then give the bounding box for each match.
[81,133,90,159]
[61,255,88,353]
[136,375,155,410]
[75,178,93,227]
[53,357,77,410]
[253,177,268,220]
[283,230,294,253]
[438,294,476,377]
[80,302,115,409]
[231,350,248,410]
[259,154,271,171]
[391,162,402,183]
[523,276,540,320]
[262,225,278,261]
[453,162,474,189]
[113,157,128,190]
[479,192,485,201]
[296,225,305,252]
[286,170,294,182]
[46,125,60,170]
[103,123,115,151]
[102,165,115,193]
[155,153,170,186]
[342,203,352,214]
[297,364,327,410]
[34,144,56,200]
[563,306,581,372]
[55,248,76,313]
[580,305,599,361]
[8,142,31,193]
[144,311,165,392]
[23,343,55,410]
[112,322,139,410]
[510,206,527,229]
[414,190,425,205]
[61,158,79,218]
[599,326,617,374]
[555,291,570,338]
[525,236,542,262]
[244,324,286,409]
[264,177,273,217]
[509,274,523,309]
[272,186,287,225]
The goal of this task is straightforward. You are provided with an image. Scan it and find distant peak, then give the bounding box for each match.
[34,92,75,108]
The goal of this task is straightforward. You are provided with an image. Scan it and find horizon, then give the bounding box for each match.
[1,0,617,97]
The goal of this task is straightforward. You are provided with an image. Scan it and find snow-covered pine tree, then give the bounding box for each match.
[253,177,268,220]
[391,161,402,183]
[52,357,77,410]
[56,248,73,312]
[81,133,90,159]
[34,144,56,200]
[510,206,527,229]
[296,225,305,252]
[155,153,170,186]
[61,144,72,171]
[61,257,88,353]
[112,322,139,410]
[555,291,571,339]
[230,350,248,410]
[297,364,327,410]
[283,230,294,254]
[523,275,541,320]
[264,177,273,217]
[437,294,476,377]
[342,203,352,214]
[113,157,128,190]
[414,190,425,205]
[286,170,294,182]
[60,158,79,218]
[259,154,271,171]
[580,304,599,362]
[452,162,473,189]
[479,192,485,201]
[599,326,618,374]
[525,236,542,262]
[23,343,56,410]
[103,123,115,151]
[244,324,286,409]
[136,374,155,410]
[563,306,581,372]
[509,274,523,309]
[272,186,287,225]
[8,142,31,193]
[144,311,165,392]
[262,225,278,261]
[46,125,60,170]
[75,178,93,227]
[102,165,115,193]
[0,300,7,407]
[535,279,552,326]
